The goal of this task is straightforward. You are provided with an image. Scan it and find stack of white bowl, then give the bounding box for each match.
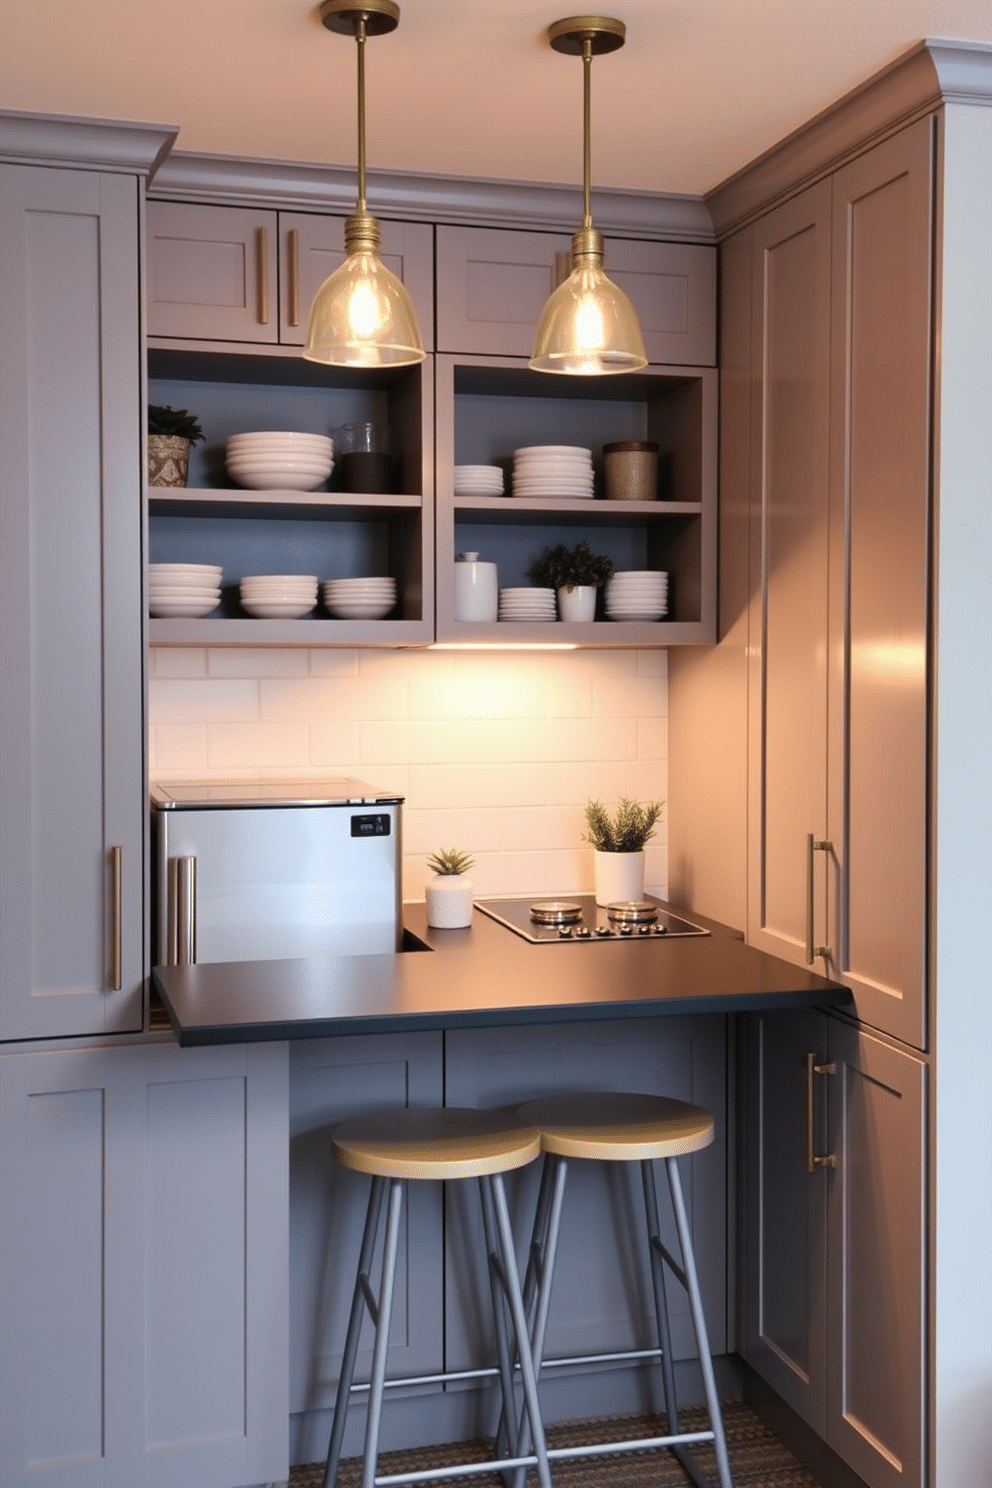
[512,445,594,499]
[498,586,556,622]
[604,570,669,621]
[239,574,318,619]
[149,562,222,618]
[454,464,504,496]
[225,432,334,491]
[322,576,397,620]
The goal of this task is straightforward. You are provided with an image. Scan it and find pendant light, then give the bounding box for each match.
[304,0,425,368]
[530,16,647,375]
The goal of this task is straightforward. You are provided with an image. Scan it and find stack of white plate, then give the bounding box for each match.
[322,576,397,620]
[498,586,557,622]
[225,432,334,492]
[454,464,505,496]
[604,570,670,621]
[239,574,318,619]
[512,445,594,500]
[149,562,222,618]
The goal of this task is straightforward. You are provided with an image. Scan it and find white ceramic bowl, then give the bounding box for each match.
[240,598,316,619]
[149,597,220,618]
[226,432,333,450]
[514,445,592,457]
[227,469,331,492]
[149,562,222,578]
[325,599,395,620]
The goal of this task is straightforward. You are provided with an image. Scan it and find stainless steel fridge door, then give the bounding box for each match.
[156,803,401,964]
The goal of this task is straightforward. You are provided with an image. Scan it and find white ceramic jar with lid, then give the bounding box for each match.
[453,552,498,622]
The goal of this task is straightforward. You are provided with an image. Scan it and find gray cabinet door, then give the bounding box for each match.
[146,200,279,342]
[0,1038,289,1488]
[436,224,716,364]
[280,211,435,350]
[825,121,933,1051]
[288,1031,444,1465]
[443,1017,727,1416]
[744,178,833,973]
[0,164,144,1039]
[741,1010,926,1488]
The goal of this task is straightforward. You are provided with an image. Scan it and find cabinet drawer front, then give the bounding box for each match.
[437,225,715,364]
[147,200,279,343]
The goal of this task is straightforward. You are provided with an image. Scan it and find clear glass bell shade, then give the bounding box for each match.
[303,249,425,368]
[530,261,647,375]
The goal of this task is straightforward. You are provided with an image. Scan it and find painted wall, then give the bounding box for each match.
[149,645,669,902]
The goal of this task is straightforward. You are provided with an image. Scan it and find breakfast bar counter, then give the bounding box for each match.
[152,897,850,1045]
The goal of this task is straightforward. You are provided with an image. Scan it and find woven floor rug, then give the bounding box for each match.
[290,1402,823,1487]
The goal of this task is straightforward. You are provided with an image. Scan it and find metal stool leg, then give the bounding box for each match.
[666,1156,733,1488]
[323,1174,388,1488]
[360,1177,405,1488]
[483,1172,554,1488]
[643,1158,704,1487]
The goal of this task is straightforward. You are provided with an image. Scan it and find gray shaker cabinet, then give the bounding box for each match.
[0,162,145,1039]
[740,1011,926,1488]
[146,199,434,350]
[742,119,932,1053]
[435,223,716,365]
[0,1037,290,1488]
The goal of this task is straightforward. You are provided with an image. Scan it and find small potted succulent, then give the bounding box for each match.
[529,541,614,622]
[424,847,476,929]
[583,796,664,906]
[148,404,205,488]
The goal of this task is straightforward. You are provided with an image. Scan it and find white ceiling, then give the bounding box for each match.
[3,0,992,196]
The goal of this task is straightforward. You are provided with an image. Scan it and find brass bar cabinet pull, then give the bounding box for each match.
[805,832,832,964]
[256,226,270,324]
[110,846,122,991]
[805,1051,837,1174]
[168,855,197,966]
[287,228,300,326]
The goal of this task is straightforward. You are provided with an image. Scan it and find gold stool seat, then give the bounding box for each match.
[511,1090,734,1488]
[322,1106,551,1488]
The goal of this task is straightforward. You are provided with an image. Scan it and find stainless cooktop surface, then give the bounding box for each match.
[474,894,710,945]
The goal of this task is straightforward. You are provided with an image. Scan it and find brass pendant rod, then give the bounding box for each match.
[355,16,368,212]
[582,37,593,228]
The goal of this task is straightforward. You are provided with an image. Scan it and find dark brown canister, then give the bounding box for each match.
[603,440,660,501]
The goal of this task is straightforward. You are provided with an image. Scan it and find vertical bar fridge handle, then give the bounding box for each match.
[168,855,197,965]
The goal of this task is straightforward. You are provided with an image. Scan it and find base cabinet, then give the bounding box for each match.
[0,1038,289,1488]
[740,1011,926,1488]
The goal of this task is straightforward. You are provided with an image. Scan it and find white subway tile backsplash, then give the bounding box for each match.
[148,646,668,897]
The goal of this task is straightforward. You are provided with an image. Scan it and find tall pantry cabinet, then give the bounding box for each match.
[0,116,290,1488]
[670,41,992,1488]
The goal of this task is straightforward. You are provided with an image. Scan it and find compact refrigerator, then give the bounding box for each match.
[151,778,403,966]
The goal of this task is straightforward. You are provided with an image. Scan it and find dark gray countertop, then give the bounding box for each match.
[152,899,851,1046]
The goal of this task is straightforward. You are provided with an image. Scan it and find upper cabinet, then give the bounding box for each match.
[146,200,435,350]
[436,224,716,365]
[0,158,148,1038]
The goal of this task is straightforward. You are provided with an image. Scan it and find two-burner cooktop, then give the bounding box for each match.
[474,893,710,945]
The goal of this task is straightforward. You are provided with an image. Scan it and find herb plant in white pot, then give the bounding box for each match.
[584,797,663,907]
[424,847,475,929]
[529,541,614,623]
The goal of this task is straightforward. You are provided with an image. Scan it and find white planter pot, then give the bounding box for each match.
[557,585,597,622]
[425,874,474,928]
[593,850,645,907]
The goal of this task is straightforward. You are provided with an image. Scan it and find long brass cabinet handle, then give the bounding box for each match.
[110,845,122,991]
[805,832,832,964]
[287,228,300,326]
[805,1051,837,1173]
[256,226,270,325]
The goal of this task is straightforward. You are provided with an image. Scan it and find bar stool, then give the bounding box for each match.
[321,1105,552,1488]
[511,1090,734,1488]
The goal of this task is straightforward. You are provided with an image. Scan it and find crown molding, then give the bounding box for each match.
[0,109,177,176]
[707,38,992,238]
[148,150,715,243]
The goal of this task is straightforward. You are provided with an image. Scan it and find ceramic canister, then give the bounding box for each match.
[453,552,498,621]
[603,441,660,501]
